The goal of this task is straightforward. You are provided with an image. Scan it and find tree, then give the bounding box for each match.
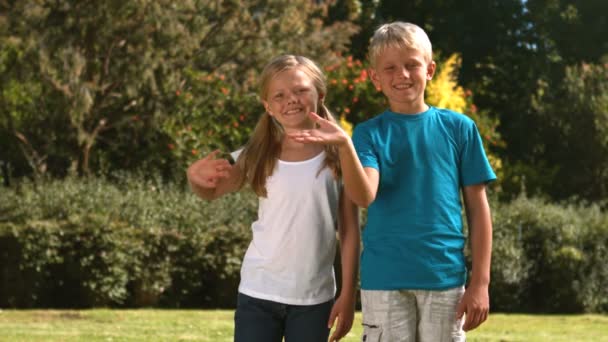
[0,0,357,177]
[498,0,608,200]
[529,62,608,200]
[526,0,608,64]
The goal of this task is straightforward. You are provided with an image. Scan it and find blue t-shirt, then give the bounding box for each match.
[352,106,496,290]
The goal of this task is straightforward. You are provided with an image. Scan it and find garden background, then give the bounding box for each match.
[1,0,607,317]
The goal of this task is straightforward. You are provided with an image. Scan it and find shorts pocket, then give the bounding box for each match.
[361,322,383,342]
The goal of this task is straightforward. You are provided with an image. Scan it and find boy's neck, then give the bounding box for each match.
[389,102,430,115]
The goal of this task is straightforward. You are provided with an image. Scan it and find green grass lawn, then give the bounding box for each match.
[0,309,606,341]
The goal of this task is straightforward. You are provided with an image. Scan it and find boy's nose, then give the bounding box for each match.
[398,67,410,78]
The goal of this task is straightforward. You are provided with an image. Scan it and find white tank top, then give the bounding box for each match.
[234,150,340,305]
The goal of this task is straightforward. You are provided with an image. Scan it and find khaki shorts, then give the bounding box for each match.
[361,287,466,342]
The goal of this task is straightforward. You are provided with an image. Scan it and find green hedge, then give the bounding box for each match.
[489,195,608,313]
[0,176,256,308]
[1,177,607,312]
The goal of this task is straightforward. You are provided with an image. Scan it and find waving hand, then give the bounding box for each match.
[187,150,233,189]
[287,112,349,146]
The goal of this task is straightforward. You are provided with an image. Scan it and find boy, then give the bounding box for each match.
[288,21,495,341]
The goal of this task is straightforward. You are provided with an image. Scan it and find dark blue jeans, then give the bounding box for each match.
[234,292,333,342]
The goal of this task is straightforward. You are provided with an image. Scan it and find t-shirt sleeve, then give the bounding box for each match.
[230,148,243,161]
[460,122,497,186]
[352,124,379,170]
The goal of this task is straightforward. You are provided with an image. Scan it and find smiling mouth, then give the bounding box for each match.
[284,108,303,116]
[393,84,413,90]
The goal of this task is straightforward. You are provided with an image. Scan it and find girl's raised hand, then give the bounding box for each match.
[186,150,233,189]
[288,112,349,146]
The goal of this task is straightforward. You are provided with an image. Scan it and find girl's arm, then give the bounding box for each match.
[456,183,492,331]
[186,150,242,201]
[328,189,360,341]
[288,112,379,207]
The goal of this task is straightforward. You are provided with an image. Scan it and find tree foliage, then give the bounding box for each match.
[0,0,357,178]
[527,62,608,200]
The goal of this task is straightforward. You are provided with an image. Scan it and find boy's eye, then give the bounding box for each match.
[384,66,395,71]
[273,94,283,100]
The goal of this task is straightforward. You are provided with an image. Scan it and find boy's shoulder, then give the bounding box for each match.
[434,107,474,124]
[352,110,387,133]
[360,110,387,125]
[433,107,478,133]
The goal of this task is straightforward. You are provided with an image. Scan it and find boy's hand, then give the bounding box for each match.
[456,283,489,331]
[186,150,232,189]
[288,112,349,146]
[327,294,355,341]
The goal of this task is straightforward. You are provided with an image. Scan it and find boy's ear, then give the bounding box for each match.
[369,68,381,90]
[426,61,437,80]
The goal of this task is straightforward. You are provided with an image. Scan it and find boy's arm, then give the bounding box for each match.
[338,139,380,207]
[328,190,360,341]
[187,150,242,201]
[457,183,492,331]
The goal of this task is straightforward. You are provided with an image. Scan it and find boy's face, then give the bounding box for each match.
[370,46,435,114]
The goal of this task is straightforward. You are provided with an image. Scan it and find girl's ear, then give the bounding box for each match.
[319,93,325,102]
[263,101,272,116]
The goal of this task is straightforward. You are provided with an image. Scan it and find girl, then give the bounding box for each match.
[186,55,359,342]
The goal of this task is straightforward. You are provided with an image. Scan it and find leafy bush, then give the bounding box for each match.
[489,195,608,313]
[162,69,261,168]
[1,177,607,312]
[0,175,256,308]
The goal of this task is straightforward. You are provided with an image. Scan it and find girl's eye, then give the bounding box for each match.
[274,94,283,100]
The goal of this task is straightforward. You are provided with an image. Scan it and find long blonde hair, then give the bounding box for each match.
[235,55,341,197]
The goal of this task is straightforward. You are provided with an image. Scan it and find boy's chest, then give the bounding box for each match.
[375,123,459,169]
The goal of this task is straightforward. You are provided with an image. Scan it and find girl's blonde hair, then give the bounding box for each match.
[368,22,433,67]
[235,55,341,197]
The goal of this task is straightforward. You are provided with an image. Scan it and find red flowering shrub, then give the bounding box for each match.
[162,69,260,164]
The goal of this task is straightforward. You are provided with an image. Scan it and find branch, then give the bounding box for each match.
[42,73,73,98]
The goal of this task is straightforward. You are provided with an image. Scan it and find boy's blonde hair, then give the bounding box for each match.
[368,22,433,66]
[235,55,341,197]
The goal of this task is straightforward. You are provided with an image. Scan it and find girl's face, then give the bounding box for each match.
[263,67,321,132]
[370,46,435,114]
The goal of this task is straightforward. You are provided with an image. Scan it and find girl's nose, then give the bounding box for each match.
[287,92,298,104]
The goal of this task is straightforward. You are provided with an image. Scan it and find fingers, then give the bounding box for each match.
[462,308,488,331]
[309,111,323,122]
[455,299,465,320]
[287,130,313,139]
[328,318,343,341]
[202,149,222,161]
[327,304,338,329]
[328,309,354,341]
[188,158,232,188]
[287,131,323,144]
[463,311,478,331]
[330,317,349,341]
[327,304,340,341]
